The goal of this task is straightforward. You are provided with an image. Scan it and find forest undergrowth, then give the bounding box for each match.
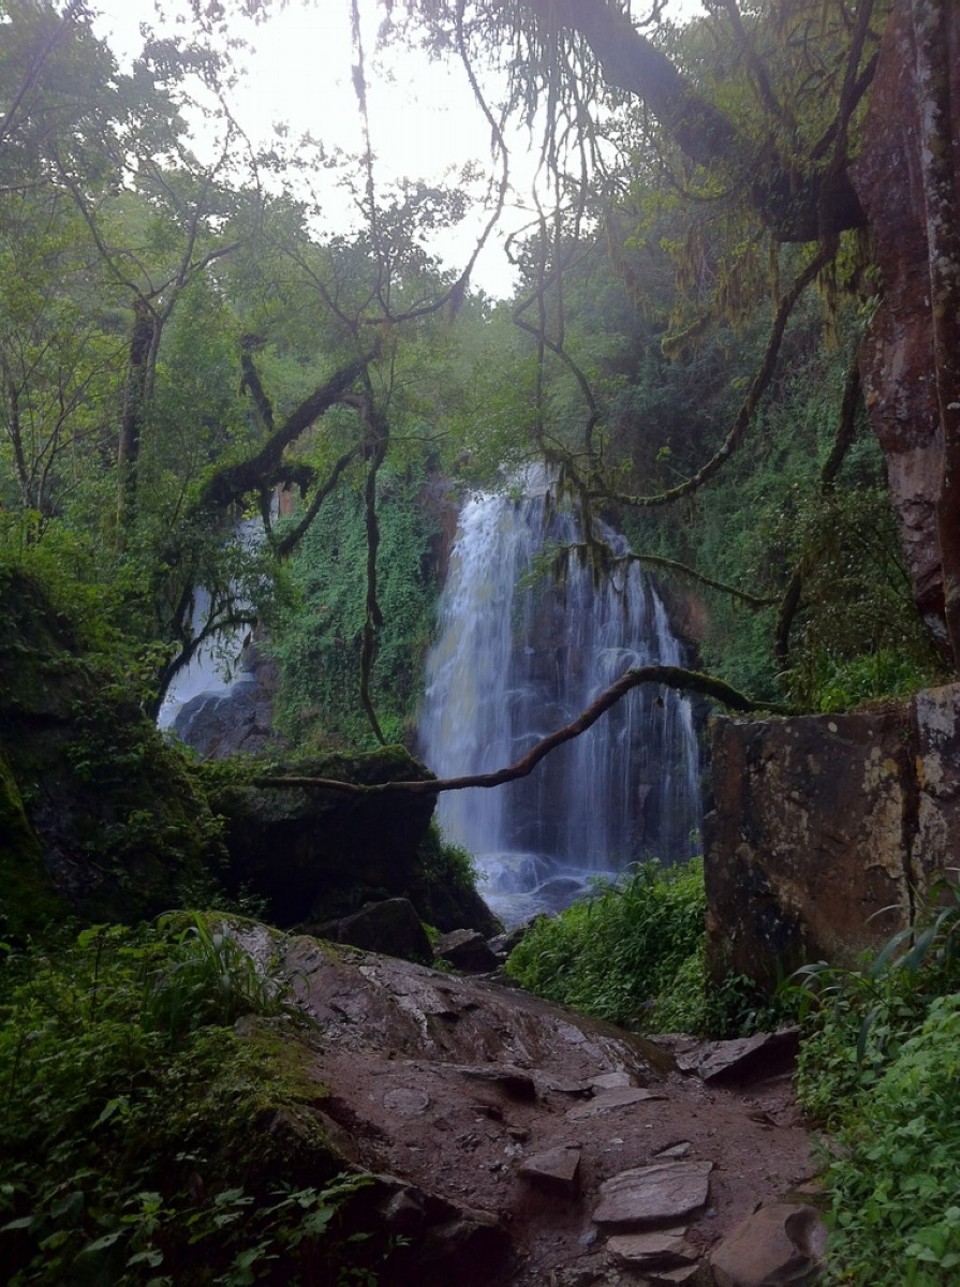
[506,861,960,1286]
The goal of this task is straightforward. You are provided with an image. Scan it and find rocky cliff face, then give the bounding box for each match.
[853,0,960,647]
[704,684,960,984]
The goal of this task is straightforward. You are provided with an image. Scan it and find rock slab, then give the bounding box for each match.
[710,1203,827,1287]
[566,1086,667,1119]
[593,1160,713,1228]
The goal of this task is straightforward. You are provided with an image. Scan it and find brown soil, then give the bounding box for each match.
[256,934,820,1286]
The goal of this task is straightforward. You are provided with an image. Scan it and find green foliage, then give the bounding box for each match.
[0,921,389,1285]
[788,883,960,1284]
[142,912,293,1040]
[505,859,707,1031]
[802,649,933,715]
[824,997,960,1284]
[417,822,477,901]
[270,468,438,749]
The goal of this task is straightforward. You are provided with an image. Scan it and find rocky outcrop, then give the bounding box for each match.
[852,0,960,645]
[230,925,820,1286]
[433,927,500,972]
[705,683,960,984]
[202,748,436,928]
[314,896,435,962]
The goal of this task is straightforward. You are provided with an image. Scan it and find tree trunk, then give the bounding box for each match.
[911,0,960,667]
[521,0,866,239]
[116,298,156,531]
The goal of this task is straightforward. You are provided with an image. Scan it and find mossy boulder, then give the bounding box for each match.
[0,568,495,940]
[0,569,224,934]
[198,747,445,928]
[199,750,500,936]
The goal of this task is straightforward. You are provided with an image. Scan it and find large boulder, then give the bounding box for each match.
[200,748,496,932]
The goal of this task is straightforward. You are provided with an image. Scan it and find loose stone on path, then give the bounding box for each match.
[519,1145,582,1194]
[709,1202,827,1286]
[605,1229,698,1269]
[593,1159,714,1227]
[566,1085,667,1119]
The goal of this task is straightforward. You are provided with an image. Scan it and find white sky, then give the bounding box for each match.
[89,0,702,297]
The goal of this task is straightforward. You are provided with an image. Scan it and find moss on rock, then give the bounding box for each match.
[197,746,440,927]
[0,750,66,938]
[0,570,226,932]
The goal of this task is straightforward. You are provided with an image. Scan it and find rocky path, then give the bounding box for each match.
[246,931,826,1286]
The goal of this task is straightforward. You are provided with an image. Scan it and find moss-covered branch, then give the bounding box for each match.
[563,542,779,610]
[196,354,372,515]
[254,664,794,796]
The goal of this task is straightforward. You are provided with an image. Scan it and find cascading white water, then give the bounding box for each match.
[418,473,701,924]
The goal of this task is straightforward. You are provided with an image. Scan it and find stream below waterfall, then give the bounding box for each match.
[417,473,702,927]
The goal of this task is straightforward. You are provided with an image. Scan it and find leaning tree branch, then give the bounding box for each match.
[564,542,779,609]
[590,241,835,510]
[254,664,795,796]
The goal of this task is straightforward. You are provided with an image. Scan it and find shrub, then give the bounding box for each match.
[505,858,707,1031]
[0,920,388,1285]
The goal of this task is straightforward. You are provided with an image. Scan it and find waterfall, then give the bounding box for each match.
[157,516,265,733]
[418,473,701,924]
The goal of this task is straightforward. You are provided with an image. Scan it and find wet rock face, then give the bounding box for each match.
[705,684,960,984]
[852,0,960,643]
